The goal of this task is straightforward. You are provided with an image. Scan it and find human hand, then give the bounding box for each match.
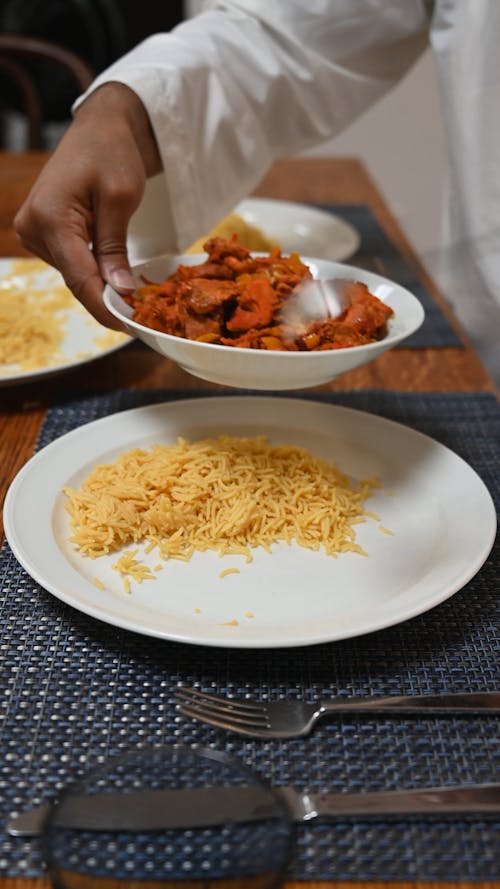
[14,83,162,329]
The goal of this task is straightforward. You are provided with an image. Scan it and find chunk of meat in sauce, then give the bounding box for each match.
[226,277,275,332]
[183,278,238,315]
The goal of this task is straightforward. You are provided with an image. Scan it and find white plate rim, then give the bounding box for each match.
[0,257,131,385]
[3,396,496,649]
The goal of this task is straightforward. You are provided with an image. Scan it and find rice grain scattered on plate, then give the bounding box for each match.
[63,435,379,565]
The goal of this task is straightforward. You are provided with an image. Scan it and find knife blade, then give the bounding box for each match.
[8,782,500,837]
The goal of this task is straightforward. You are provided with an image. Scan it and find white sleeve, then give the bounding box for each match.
[76,0,430,259]
[429,0,500,379]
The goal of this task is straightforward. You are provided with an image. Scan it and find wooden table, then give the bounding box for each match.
[0,151,496,889]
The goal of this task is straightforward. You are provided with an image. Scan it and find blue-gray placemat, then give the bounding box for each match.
[1,388,498,881]
[325,203,462,348]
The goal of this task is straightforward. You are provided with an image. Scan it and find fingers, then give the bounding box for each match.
[14,198,126,332]
[14,157,145,332]
[56,235,129,332]
[13,85,153,329]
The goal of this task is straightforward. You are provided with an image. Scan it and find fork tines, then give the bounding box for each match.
[177,687,270,733]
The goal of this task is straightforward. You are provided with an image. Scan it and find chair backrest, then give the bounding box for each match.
[0,34,95,149]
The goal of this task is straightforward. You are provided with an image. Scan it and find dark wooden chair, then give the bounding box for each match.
[0,34,95,149]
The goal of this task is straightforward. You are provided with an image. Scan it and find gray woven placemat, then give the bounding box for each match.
[1,389,498,880]
[328,204,462,348]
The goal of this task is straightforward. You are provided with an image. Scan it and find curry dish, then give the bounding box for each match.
[124,237,393,351]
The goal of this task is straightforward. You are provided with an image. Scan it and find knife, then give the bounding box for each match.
[8,782,500,836]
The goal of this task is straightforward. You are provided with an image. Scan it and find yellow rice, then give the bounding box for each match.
[186,213,278,254]
[0,258,126,372]
[0,260,71,369]
[112,549,156,582]
[378,525,394,536]
[63,435,378,563]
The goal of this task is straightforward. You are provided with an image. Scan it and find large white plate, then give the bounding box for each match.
[235,198,360,261]
[0,258,130,385]
[4,397,496,649]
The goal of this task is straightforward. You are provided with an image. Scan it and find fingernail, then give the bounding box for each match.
[109,268,135,292]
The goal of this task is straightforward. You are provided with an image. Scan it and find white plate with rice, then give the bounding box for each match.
[3,396,496,649]
[235,198,361,261]
[0,257,130,385]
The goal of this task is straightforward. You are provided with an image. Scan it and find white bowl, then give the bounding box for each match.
[103,254,424,390]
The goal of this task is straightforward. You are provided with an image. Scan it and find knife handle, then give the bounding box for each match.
[10,783,500,836]
[321,692,500,715]
[310,784,500,820]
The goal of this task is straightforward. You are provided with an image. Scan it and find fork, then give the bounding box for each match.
[177,688,500,739]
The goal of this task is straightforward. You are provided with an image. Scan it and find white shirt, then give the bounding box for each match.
[78,0,500,382]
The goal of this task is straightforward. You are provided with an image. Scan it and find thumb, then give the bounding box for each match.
[93,204,137,295]
[103,261,136,295]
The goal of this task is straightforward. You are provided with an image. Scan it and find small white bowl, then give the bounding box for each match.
[103,254,424,390]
